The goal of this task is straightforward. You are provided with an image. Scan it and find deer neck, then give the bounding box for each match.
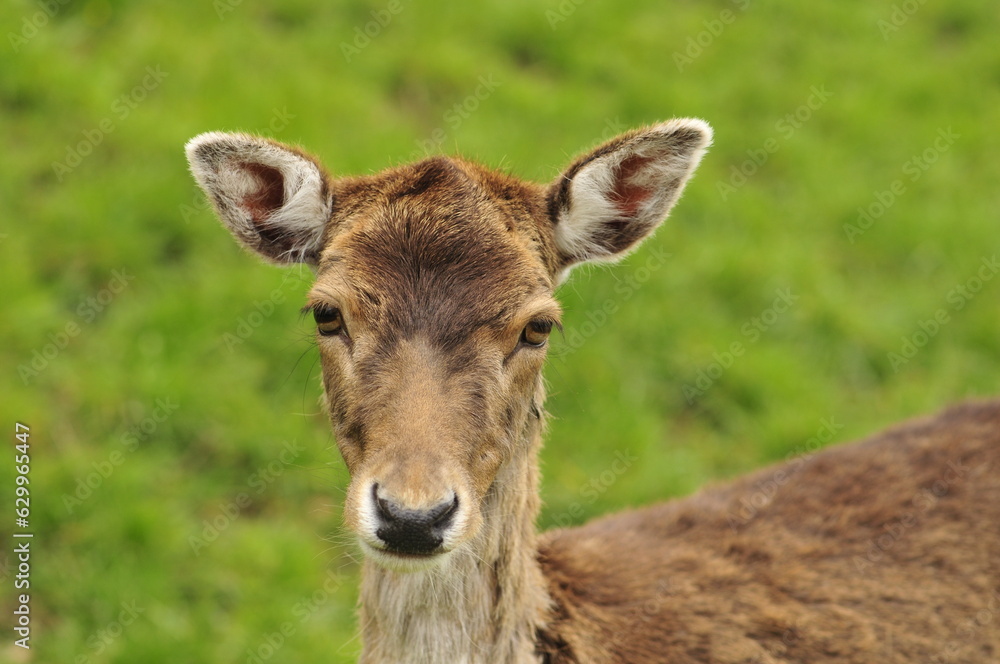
[358,410,550,664]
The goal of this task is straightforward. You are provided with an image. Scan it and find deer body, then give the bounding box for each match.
[538,400,1000,663]
[187,121,1000,663]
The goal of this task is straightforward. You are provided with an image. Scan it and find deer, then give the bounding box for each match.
[186,119,1000,663]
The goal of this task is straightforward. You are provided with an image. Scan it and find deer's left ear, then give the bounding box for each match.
[185,132,333,265]
[547,118,712,269]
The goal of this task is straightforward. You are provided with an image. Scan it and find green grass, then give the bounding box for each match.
[2,0,999,661]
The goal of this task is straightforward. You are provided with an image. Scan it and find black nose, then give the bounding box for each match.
[372,484,459,555]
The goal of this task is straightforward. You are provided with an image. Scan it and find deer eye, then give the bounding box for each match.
[314,305,345,337]
[520,320,553,347]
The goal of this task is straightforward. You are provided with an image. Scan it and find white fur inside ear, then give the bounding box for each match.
[185,132,332,264]
[555,159,626,263]
[554,118,712,265]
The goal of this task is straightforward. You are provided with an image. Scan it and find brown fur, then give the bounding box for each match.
[187,124,1000,663]
[537,401,1000,663]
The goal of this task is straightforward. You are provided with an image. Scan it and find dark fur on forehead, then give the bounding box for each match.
[322,156,557,348]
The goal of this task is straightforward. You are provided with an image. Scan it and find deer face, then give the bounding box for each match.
[186,120,710,570]
[306,159,563,568]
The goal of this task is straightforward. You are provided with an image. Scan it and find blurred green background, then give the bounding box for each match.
[2,0,998,661]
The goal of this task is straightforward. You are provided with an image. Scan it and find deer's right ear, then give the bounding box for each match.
[185,132,333,265]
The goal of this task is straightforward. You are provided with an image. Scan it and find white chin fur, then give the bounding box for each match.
[361,540,453,573]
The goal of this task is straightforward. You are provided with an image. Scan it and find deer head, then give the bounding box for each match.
[186,120,711,572]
